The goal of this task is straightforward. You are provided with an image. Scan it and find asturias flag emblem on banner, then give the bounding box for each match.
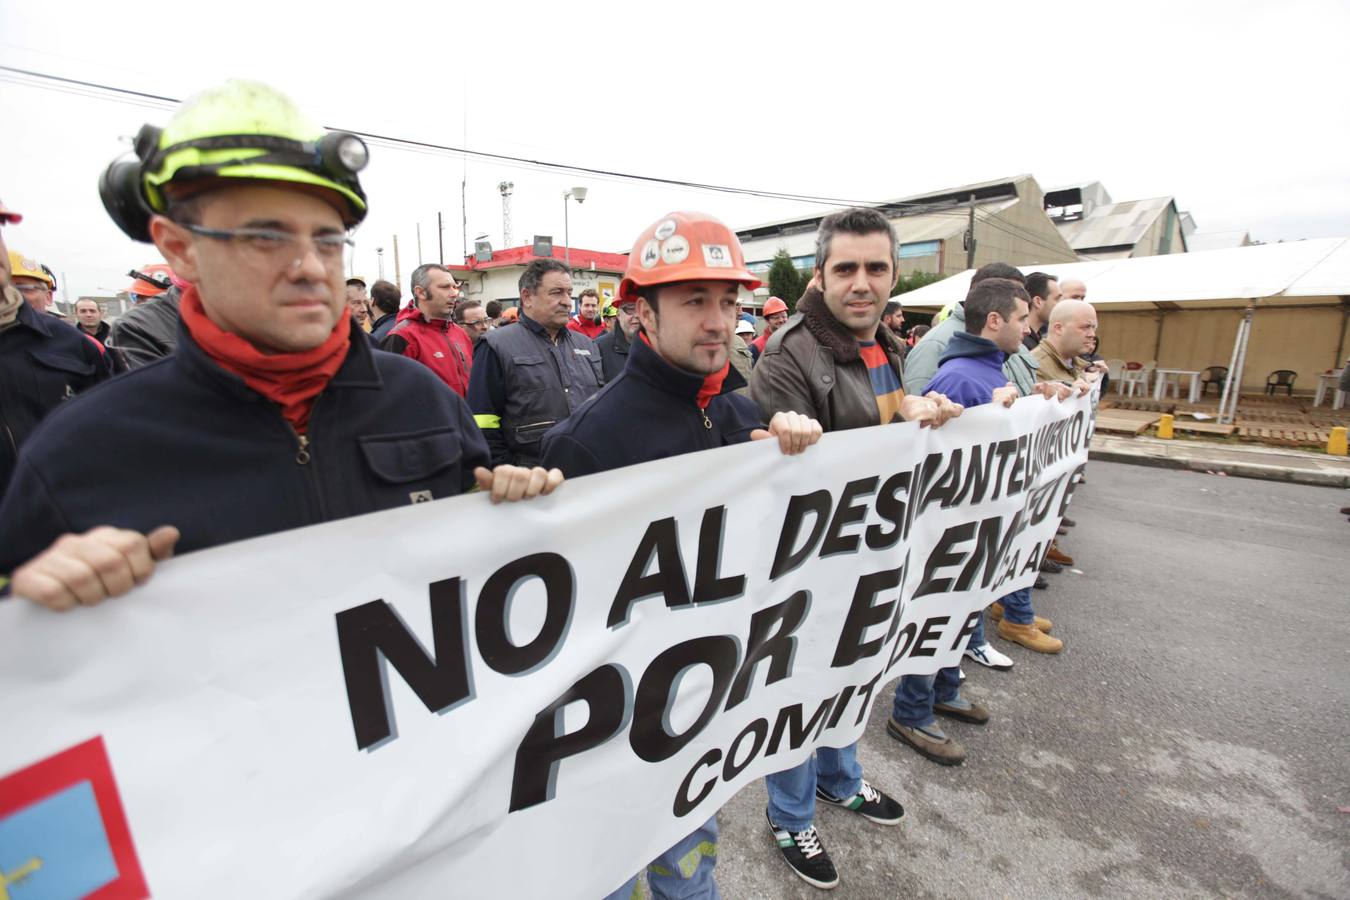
[0,737,148,900]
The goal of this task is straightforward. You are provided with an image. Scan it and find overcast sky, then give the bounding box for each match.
[2,0,1347,303]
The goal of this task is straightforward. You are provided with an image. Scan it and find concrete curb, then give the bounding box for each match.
[1088,447,1350,488]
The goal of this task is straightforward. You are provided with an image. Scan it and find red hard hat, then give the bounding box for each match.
[0,198,21,224]
[619,211,761,302]
[763,296,788,316]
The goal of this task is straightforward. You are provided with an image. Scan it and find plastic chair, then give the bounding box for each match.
[1105,358,1126,383]
[1118,361,1148,397]
[1265,369,1296,396]
[1200,366,1228,397]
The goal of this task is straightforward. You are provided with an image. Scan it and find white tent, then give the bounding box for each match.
[898,238,1350,422]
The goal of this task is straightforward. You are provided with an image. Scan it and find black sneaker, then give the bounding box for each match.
[1040,558,1064,574]
[767,810,839,889]
[1034,575,1049,590]
[1061,517,1077,528]
[814,779,904,826]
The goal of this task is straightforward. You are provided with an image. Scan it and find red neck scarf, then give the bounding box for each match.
[639,332,728,409]
[179,285,351,434]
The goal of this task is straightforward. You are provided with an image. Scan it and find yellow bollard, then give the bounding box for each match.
[1157,413,1174,440]
[1329,426,1348,456]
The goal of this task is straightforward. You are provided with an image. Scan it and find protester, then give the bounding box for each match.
[730,318,755,395]
[907,323,929,346]
[499,306,518,324]
[109,263,182,369]
[0,202,112,497]
[75,298,127,373]
[74,298,111,344]
[881,299,904,335]
[345,276,372,331]
[1081,333,1109,393]
[380,264,473,396]
[368,278,400,341]
[468,258,602,467]
[541,210,822,900]
[484,299,503,328]
[2,80,562,607]
[751,207,961,890]
[7,249,57,314]
[749,295,789,362]
[594,296,639,383]
[455,298,490,347]
[1059,278,1087,301]
[890,278,1050,765]
[1023,271,1061,351]
[600,301,617,333]
[1030,299,1096,385]
[567,287,606,339]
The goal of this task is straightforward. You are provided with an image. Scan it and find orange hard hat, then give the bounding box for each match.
[501,306,519,322]
[619,211,761,302]
[125,263,175,297]
[763,296,788,316]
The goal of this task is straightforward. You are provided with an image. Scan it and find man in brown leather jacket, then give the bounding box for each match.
[749,206,961,890]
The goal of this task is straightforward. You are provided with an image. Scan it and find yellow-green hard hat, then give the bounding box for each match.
[140,80,368,223]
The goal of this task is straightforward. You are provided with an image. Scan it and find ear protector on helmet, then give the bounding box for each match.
[99,123,370,243]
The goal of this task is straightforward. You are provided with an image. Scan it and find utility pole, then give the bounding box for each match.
[461,179,468,262]
[416,223,423,266]
[437,212,445,264]
[499,181,514,247]
[393,235,401,289]
[965,193,977,270]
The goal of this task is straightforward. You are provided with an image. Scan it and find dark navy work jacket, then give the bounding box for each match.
[0,318,488,573]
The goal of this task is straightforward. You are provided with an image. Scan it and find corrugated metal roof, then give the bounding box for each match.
[736,174,1033,237]
[897,237,1350,310]
[1055,196,1176,251]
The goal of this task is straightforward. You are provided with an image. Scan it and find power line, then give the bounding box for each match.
[1,64,1087,262]
[0,64,972,215]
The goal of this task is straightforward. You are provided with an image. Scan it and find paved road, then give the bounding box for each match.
[706,462,1349,899]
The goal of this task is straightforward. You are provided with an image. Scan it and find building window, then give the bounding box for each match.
[899,241,941,259]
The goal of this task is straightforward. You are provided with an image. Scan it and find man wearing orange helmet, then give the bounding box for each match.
[751,207,962,890]
[749,295,789,362]
[109,263,181,369]
[541,211,822,899]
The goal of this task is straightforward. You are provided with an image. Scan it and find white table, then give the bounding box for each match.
[1153,368,1202,403]
[1314,371,1345,409]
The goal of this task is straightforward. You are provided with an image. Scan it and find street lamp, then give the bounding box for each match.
[563,187,588,278]
[376,247,385,281]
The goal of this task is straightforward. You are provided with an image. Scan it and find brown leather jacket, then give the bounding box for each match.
[750,288,906,431]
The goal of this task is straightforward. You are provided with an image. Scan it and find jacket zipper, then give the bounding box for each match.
[286,396,328,522]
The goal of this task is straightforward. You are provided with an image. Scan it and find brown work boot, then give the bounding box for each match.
[1045,543,1075,566]
[886,717,966,765]
[988,602,1052,632]
[997,620,1064,653]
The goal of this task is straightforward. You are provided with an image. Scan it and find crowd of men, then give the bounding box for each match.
[0,80,1106,897]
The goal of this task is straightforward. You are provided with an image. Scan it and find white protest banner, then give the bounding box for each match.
[0,393,1092,899]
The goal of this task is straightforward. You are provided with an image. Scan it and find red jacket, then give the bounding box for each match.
[380,307,473,396]
[567,316,606,340]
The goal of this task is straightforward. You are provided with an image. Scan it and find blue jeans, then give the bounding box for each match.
[970,606,987,646]
[1000,587,1035,625]
[764,744,862,832]
[604,816,719,899]
[891,665,962,729]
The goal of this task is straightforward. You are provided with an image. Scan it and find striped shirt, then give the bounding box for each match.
[858,340,904,424]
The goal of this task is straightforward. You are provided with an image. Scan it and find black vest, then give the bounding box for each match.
[484,318,602,466]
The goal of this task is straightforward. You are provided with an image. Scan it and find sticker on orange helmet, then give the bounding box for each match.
[640,240,660,268]
[654,219,678,240]
[660,235,690,265]
[703,244,732,267]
